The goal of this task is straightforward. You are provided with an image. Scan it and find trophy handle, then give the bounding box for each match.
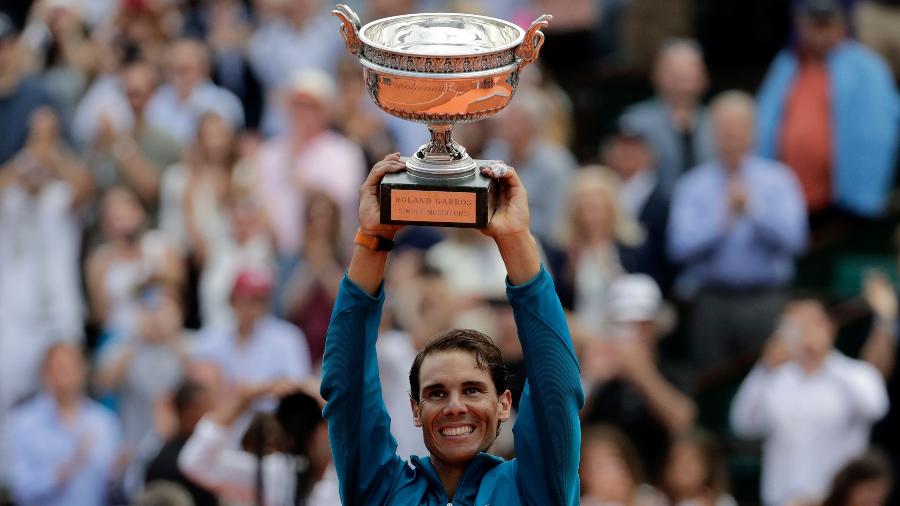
[332,4,363,55]
[515,14,552,68]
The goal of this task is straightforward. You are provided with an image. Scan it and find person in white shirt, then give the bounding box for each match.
[730,298,889,506]
[145,39,244,144]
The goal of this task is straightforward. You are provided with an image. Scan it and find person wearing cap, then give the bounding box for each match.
[252,69,365,276]
[0,12,60,166]
[603,123,674,293]
[191,268,311,395]
[619,38,716,195]
[757,0,899,218]
[320,154,583,505]
[580,273,696,479]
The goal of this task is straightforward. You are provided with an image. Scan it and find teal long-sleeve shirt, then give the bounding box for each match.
[320,266,584,506]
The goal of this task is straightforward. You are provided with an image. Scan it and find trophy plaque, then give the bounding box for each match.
[333,4,551,228]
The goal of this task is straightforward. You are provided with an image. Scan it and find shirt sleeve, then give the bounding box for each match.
[823,353,889,422]
[319,275,406,505]
[178,418,294,506]
[667,174,730,263]
[507,267,584,506]
[745,167,808,255]
[729,365,773,438]
[5,413,65,502]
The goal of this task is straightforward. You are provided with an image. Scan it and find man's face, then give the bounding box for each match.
[231,293,269,328]
[43,345,87,400]
[123,64,157,113]
[411,350,511,465]
[606,137,652,180]
[168,43,205,96]
[712,102,754,163]
[797,15,845,57]
[653,47,708,104]
[784,301,834,370]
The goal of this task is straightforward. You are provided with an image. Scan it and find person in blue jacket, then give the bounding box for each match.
[320,153,584,505]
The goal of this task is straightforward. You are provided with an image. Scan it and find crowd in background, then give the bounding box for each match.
[0,0,899,504]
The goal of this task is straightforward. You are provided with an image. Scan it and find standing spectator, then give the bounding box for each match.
[94,286,189,458]
[855,0,900,81]
[730,299,889,506]
[3,342,121,506]
[668,91,807,372]
[483,86,577,244]
[581,274,696,478]
[757,0,899,218]
[145,38,244,144]
[85,60,181,211]
[603,123,673,293]
[192,268,311,391]
[0,106,90,415]
[253,69,365,269]
[86,186,184,337]
[0,13,59,165]
[620,39,715,195]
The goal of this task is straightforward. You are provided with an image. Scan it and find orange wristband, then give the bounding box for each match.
[354,229,395,252]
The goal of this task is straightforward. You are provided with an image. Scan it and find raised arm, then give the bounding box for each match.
[481,164,584,506]
[320,154,408,505]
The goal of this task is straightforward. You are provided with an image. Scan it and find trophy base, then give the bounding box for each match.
[380,159,498,228]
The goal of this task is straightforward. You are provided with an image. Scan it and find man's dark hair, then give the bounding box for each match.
[408,328,509,402]
[276,392,324,456]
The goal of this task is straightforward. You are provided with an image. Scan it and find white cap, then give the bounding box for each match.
[287,68,337,105]
[607,274,662,322]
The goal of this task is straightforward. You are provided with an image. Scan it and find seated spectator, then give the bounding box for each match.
[581,425,659,506]
[179,383,337,505]
[730,298,889,506]
[333,56,397,165]
[822,450,894,506]
[657,430,737,506]
[483,86,577,244]
[86,186,184,337]
[85,60,181,211]
[144,381,217,506]
[94,285,189,458]
[282,191,344,368]
[547,166,644,333]
[620,39,715,195]
[253,69,365,269]
[3,342,121,506]
[603,122,673,293]
[668,91,807,373]
[192,268,311,393]
[145,39,244,144]
[0,14,59,165]
[757,0,899,218]
[425,229,509,301]
[581,274,696,478]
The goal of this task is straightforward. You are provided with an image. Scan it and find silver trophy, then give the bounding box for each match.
[333,4,551,227]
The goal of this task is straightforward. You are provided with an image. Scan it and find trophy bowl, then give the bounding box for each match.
[333,4,551,227]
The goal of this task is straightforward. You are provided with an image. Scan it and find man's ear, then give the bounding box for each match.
[498,389,512,422]
[410,397,422,427]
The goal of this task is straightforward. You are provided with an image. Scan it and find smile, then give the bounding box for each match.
[439,425,475,437]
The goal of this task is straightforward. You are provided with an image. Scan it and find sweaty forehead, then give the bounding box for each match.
[418,349,493,390]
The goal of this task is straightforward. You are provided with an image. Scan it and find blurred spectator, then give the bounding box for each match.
[657,430,737,506]
[179,383,338,505]
[730,298,889,506]
[603,123,673,293]
[3,342,121,506]
[333,56,401,164]
[822,450,894,506]
[620,39,715,195]
[253,69,365,266]
[85,60,181,210]
[426,229,509,301]
[483,86,577,244]
[134,480,195,506]
[145,38,244,143]
[94,286,189,457]
[855,0,900,80]
[757,0,899,218]
[668,92,807,372]
[581,274,696,478]
[144,381,217,506]
[160,111,238,256]
[199,194,274,331]
[548,166,644,333]
[0,13,60,165]
[192,268,312,392]
[86,186,184,337]
[580,424,658,506]
[527,0,601,83]
[0,106,89,424]
[22,0,97,127]
[282,191,344,368]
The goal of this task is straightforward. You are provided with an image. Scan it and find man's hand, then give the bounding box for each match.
[727,177,747,214]
[480,163,530,242]
[761,334,792,370]
[864,270,898,321]
[358,153,406,239]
